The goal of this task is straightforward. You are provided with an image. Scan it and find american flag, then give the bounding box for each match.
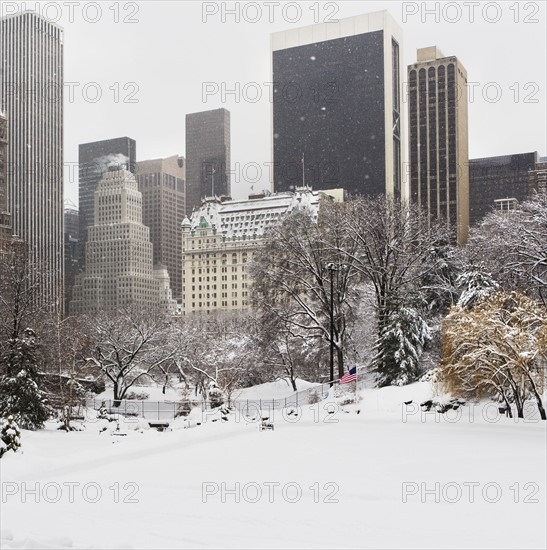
[340,367,357,384]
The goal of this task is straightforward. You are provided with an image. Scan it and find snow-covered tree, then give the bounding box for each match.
[250,202,359,379]
[338,196,449,386]
[466,191,547,305]
[456,264,499,309]
[249,309,327,391]
[0,415,22,457]
[440,291,546,419]
[86,306,177,406]
[371,307,431,387]
[0,328,50,429]
[171,313,257,406]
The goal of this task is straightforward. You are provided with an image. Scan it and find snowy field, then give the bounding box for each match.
[1,382,546,549]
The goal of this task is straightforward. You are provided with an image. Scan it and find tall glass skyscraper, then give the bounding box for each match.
[0,11,64,308]
[185,108,231,216]
[271,11,404,199]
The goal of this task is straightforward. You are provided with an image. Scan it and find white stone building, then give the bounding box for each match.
[70,168,177,314]
[181,188,341,315]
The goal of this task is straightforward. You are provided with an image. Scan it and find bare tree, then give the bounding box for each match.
[250,202,359,378]
[250,310,326,391]
[86,306,177,406]
[0,239,45,376]
[338,196,449,384]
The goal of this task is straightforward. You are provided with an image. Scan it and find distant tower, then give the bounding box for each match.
[70,168,176,314]
[1,12,64,307]
[271,11,404,198]
[63,206,80,315]
[136,155,186,301]
[185,108,230,215]
[79,137,137,265]
[408,46,469,244]
[0,111,11,241]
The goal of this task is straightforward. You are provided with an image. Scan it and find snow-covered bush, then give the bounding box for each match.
[308,390,320,404]
[0,415,22,457]
[126,390,150,400]
[208,381,224,408]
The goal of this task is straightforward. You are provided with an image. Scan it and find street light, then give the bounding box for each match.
[325,262,337,387]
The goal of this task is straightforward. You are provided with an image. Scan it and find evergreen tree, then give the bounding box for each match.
[372,307,430,387]
[0,415,22,456]
[456,264,499,309]
[0,328,50,429]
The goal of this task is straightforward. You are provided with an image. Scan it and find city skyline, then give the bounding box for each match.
[0,1,541,206]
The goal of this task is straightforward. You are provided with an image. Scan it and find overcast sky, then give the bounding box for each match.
[6,0,547,205]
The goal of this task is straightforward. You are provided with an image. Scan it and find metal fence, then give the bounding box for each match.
[84,378,368,421]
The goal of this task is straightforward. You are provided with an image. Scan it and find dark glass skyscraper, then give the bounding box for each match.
[1,11,64,308]
[271,12,404,198]
[185,108,231,215]
[469,152,537,225]
[78,137,136,266]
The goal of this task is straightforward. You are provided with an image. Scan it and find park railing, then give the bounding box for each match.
[83,378,367,421]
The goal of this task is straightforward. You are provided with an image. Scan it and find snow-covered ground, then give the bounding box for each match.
[1,382,545,549]
[232,377,319,400]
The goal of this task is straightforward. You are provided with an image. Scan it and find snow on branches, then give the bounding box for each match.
[440,291,547,419]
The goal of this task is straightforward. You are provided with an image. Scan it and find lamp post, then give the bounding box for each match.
[326,262,337,387]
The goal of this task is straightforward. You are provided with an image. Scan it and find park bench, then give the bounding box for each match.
[148,421,170,432]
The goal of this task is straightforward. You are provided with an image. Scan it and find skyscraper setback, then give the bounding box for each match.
[70,168,176,315]
[185,108,231,215]
[0,11,64,306]
[408,46,469,244]
[79,137,137,265]
[271,12,404,198]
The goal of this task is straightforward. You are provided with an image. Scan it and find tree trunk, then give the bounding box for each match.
[289,376,297,392]
[113,380,121,408]
[337,346,344,379]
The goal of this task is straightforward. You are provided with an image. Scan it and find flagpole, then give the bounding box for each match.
[302,153,305,188]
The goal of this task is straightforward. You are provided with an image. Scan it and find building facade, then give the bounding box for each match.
[136,155,186,302]
[0,112,11,241]
[185,108,231,215]
[70,168,176,315]
[271,11,404,199]
[528,160,547,195]
[181,189,337,315]
[469,152,537,225]
[63,206,80,315]
[79,137,137,264]
[408,46,470,244]
[1,11,64,307]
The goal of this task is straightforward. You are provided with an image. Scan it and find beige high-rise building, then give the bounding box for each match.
[181,188,341,315]
[70,168,176,315]
[408,46,469,244]
[136,155,185,302]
